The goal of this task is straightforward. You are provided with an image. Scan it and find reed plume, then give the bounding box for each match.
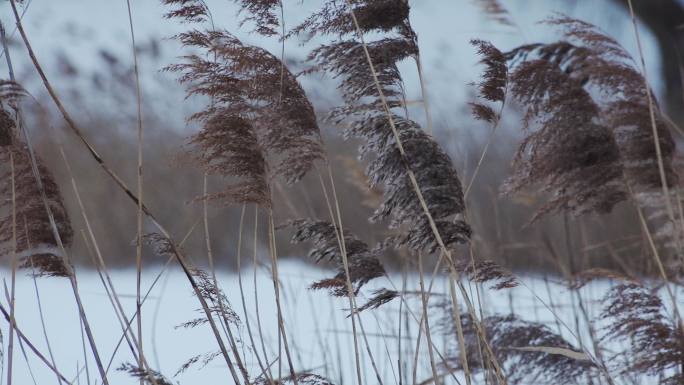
[176,268,241,329]
[500,16,676,222]
[469,39,507,125]
[118,363,174,385]
[600,283,684,384]
[256,373,336,385]
[440,312,594,384]
[0,97,72,277]
[161,0,210,23]
[281,219,386,296]
[457,260,518,290]
[233,0,281,36]
[295,0,470,253]
[164,0,324,206]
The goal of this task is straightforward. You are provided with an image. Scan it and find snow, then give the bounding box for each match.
[0,260,661,384]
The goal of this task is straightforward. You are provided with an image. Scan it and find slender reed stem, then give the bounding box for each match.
[0,303,71,384]
[626,0,683,255]
[417,252,441,385]
[6,151,16,385]
[124,0,146,378]
[24,221,62,385]
[204,175,251,385]
[267,209,299,385]
[252,206,272,376]
[237,204,273,385]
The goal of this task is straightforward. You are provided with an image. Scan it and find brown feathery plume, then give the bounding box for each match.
[256,373,336,385]
[294,1,470,251]
[502,54,627,219]
[232,0,280,36]
[0,129,73,277]
[469,39,507,124]
[161,0,210,23]
[140,232,176,258]
[0,109,12,146]
[289,0,411,40]
[546,16,677,188]
[175,268,241,329]
[355,288,399,314]
[456,260,518,290]
[501,16,677,224]
[164,2,324,206]
[142,234,241,330]
[174,351,222,377]
[465,39,508,197]
[600,283,684,384]
[117,363,173,385]
[474,0,515,27]
[173,267,244,378]
[280,219,386,296]
[439,311,595,384]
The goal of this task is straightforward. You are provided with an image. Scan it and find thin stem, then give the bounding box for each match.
[24,221,62,385]
[626,0,683,255]
[267,209,299,385]
[0,302,71,384]
[6,151,16,385]
[124,0,146,379]
[417,252,441,385]
[237,204,273,385]
[204,175,250,385]
[253,206,272,376]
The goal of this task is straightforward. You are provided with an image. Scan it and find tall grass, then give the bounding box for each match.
[1,0,683,385]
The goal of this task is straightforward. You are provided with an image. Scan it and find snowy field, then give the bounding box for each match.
[0,260,655,385]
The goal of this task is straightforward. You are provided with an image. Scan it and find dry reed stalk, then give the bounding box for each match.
[23,222,63,385]
[102,221,201,375]
[324,165,386,385]
[61,148,139,361]
[416,252,441,385]
[80,231,139,369]
[628,182,682,319]
[123,0,146,378]
[59,148,167,385]
[0,302,70,383]
[236,204,274,385]
[312,169,364,385]
[77,304,93,385]
[267,209,299,384]
[251,206,273,380]
[545,229,616,385]
[448,277,472,385]
[6,149,16,385]
[626,0,683,256]
[203,174,251,384]
[408,30,449,385]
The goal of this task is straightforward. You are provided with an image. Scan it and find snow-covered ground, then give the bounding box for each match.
[0,260,655,385]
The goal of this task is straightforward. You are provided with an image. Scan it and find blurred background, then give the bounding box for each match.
[0,0,682,274]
